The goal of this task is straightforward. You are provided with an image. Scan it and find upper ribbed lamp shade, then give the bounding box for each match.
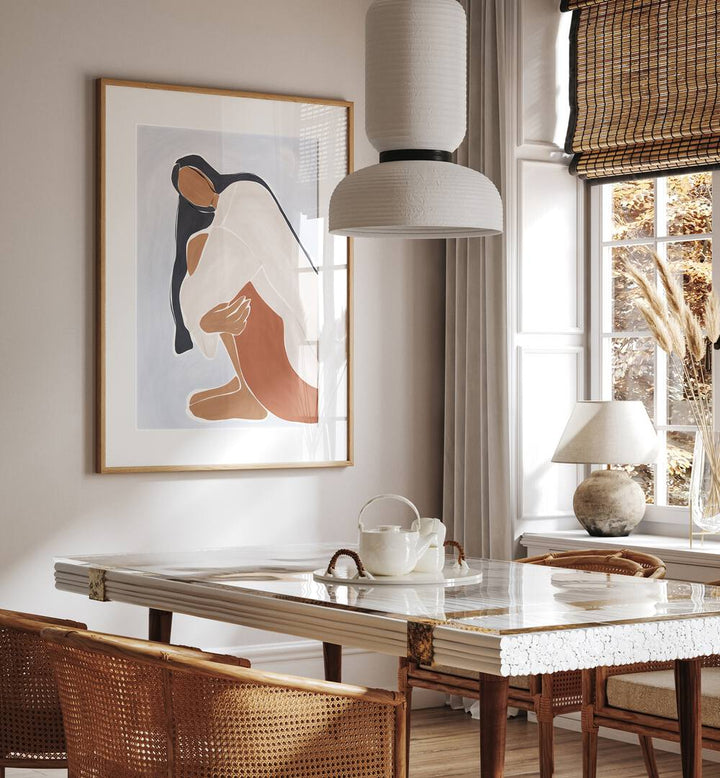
[366,0,467,152]
[329,0,503,239]
[552,401,659,466]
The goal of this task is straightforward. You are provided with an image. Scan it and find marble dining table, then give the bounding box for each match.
[55,544,720,777]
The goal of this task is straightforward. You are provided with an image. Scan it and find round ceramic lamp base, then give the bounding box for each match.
[573,469,647,537]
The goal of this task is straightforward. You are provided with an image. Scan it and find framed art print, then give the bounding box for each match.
[98,79,353,471]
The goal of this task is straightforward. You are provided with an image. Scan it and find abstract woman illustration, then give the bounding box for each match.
[169,154,319,424]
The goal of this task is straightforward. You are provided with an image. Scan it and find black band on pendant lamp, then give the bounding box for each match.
[378,149,453,163]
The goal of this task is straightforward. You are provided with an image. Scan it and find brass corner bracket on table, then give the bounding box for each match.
[407,621,435,666]
[88,568,108,602]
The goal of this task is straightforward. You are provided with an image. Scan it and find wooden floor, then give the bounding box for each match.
[10,708,720,777]
[411,708,720,777]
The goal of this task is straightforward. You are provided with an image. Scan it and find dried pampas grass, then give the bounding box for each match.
[667,315,687,360]
[684,307,707,362]
[654,252,686,319]
[624,265,666,320]
[626,250,715,364]
[627,253,720,535]
[705,292,720,344]
[627,249,718,520]
[635,300,673,354]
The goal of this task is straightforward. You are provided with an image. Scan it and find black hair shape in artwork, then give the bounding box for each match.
[170,154,318,355]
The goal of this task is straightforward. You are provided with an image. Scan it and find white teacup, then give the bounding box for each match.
[411,517,446,573]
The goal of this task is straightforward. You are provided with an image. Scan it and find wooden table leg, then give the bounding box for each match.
[581,669,599,778]
[537,673,555,778]
[479,673,509,778]
[148,609,173,643]
[675,658,702,778]
[323,642,342,682]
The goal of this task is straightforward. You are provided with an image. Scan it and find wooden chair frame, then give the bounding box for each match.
[581,655,720,777]
[580,578,720,778]
[518,549,667,578]
[42,627,408,778]
[398,548,666,777]
[0,609,86,776]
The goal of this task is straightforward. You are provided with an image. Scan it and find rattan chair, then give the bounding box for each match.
[518,548,667,578]
[0,609,86,776]
[581,577,720,778]
[399,548,667,777]
[42,626,407,777]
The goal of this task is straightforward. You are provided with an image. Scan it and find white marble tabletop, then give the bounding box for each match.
[55,544,720,676]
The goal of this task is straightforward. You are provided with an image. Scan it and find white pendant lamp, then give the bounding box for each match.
[329,0,503,239]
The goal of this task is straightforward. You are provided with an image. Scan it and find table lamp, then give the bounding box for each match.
[552,401,658,537]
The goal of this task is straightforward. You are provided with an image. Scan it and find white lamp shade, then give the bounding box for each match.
[552,401,658,465]
[366,0,467,152]
[329,160,503,238]
[328,0,503,239]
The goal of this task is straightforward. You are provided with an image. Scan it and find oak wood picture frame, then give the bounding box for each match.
[97,78,353,472]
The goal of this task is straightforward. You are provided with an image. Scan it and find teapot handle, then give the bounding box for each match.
[358,494,421,532]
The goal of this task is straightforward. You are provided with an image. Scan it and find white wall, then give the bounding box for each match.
[0,0,445,684]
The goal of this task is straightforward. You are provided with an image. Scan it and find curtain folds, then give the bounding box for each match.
[443,0,512,561]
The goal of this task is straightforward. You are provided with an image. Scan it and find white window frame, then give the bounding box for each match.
[590,172,720,526]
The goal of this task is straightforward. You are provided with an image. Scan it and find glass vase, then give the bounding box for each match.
[690,431,720,534]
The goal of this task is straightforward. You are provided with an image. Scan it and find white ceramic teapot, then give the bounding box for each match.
[358,494,438,576]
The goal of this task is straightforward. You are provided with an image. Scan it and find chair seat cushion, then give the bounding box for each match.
[512,674,531,690]
[607,668,720,727]
[419,664,530,689]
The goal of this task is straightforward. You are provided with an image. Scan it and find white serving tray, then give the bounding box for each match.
[312,567,483,586]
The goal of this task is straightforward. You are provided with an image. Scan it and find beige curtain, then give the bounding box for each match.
[444,0,512,560]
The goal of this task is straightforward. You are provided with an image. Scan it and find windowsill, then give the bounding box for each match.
[519,529,720,569]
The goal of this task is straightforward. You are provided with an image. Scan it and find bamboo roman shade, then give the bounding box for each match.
[562,0,720,181]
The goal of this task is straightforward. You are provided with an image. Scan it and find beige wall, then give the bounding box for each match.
[0,0,445,664]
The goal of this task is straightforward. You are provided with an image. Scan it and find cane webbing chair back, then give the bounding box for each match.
[43,627,406,778]
[518,548,667,579]
[0,609,86,768]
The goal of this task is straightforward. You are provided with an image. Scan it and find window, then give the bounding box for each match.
[591,172,719,522]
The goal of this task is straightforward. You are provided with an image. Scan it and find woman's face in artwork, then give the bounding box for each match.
[177,166,219,210]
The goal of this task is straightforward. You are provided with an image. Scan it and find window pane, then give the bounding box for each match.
[667,351,712,427]
[666,239,712,320]
[612,244,654,331]
[667,431,695,507]
[610,180,655,241]
[666,172,712,236]
[611,337,655,420]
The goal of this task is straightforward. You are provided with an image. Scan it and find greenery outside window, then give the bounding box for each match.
[591,172,719,523]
